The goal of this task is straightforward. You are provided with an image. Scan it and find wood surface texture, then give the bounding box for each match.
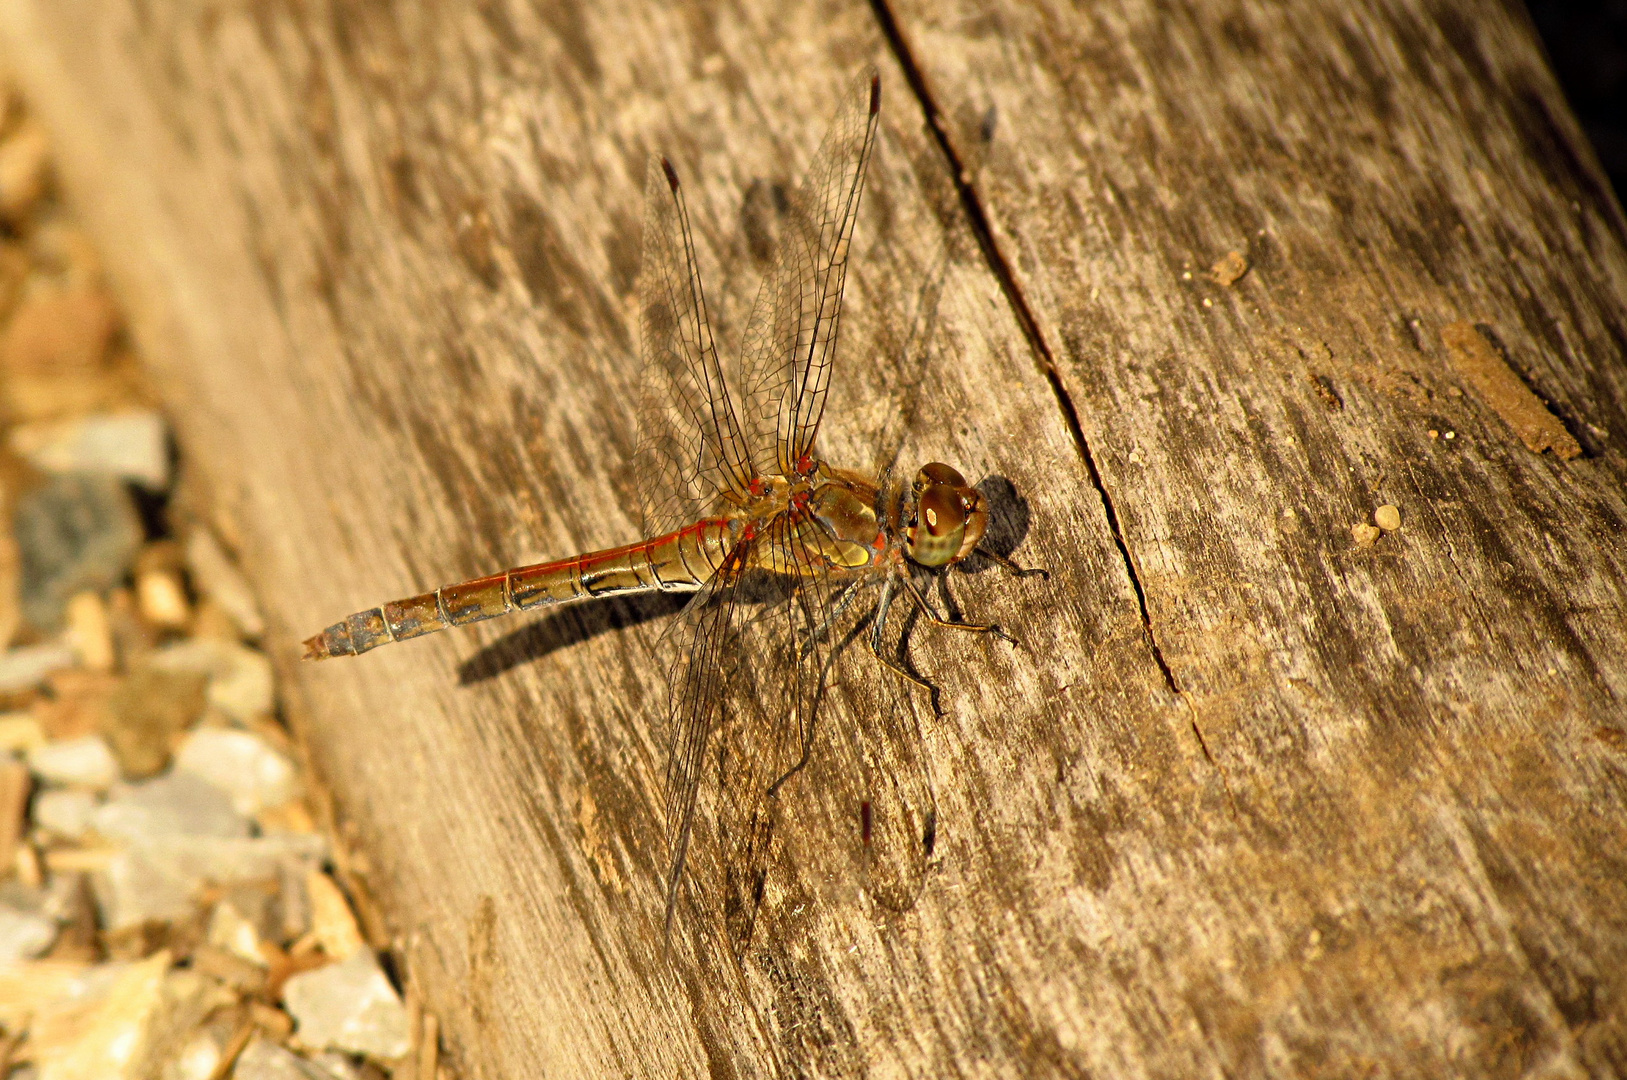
[4,0,1626,1076]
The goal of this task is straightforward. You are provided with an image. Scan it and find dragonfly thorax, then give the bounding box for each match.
[900,463,988,568]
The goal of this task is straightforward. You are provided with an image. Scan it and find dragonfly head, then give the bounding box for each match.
[902,463,988,568]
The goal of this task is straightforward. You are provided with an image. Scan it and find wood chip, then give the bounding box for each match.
[1210,249,1248,286]
[306,868,366,961]
[0,759,28,872]
[1442,321,1581,459]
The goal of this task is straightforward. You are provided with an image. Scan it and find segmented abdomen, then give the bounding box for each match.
[303,519,733,659]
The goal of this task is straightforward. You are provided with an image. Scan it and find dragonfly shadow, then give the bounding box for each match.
[457,593,691,685]
[966,474,1036,574]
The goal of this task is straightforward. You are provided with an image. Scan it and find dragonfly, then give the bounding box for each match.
[304,71,1044,941]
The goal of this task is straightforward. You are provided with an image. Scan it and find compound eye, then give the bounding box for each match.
[916,462,967,490]
[919,486,968,537]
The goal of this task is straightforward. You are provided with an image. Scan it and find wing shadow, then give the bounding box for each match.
[457,592,691,685]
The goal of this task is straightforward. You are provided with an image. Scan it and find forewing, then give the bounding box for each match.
[739,71,882,477]
[636,157,758,537]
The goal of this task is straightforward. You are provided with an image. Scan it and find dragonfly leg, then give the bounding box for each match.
[975,545,1050,580]
[902,573,1015,645]
[866,573,945,715]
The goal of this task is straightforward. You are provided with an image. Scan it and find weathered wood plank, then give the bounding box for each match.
[2,0,1624,1077]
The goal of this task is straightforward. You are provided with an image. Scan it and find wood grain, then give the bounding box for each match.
[3,0,1624,1076]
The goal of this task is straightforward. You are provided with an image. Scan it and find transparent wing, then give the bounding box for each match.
[636,157,759,538]
[711,512,845,951]
[739,70,882,478]
[659,510,846,950]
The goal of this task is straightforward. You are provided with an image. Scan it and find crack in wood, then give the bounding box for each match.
[871,0,1185,704]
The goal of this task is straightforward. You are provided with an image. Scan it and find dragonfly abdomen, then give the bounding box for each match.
[303,519,733,660]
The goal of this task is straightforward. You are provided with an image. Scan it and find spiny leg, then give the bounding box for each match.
[902,572,1015,646]
[869,572,945,716]
[975,545,1050,580]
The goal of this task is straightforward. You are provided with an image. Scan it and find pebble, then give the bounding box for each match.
[24,950,231,1080]
[1374,504,1402,531]
[0,904,57,961]
[65,590,116,671]
[232,1037,330,1080]
[283,949,411,1059]
[136,569,190,628]
[185,529,266,638]
[32,788,99,841]
[0,710,44,753]
[28,734,120,789]
[148,640,274,722]
[9,411,171,490]
[206,892,269,966]
[14,472,143,630]
[96,833,324,932]
[0,119,50,223]
[1351,523,1382,547]
[175,727,299,816]
[166,1029,224,1080]
[103,667,208,779]
[0,642,78,692]
[92,771,250,843]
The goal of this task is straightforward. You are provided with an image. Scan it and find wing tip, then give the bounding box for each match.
[869,73,880,116]
[661,156,680,191]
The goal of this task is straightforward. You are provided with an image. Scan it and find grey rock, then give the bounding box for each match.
[231,1037,334,1080]
[95,832,325,931]
[92,771,250,842]
[174,727,299,816]
[283,950,411,1059]
[14,472,144,630]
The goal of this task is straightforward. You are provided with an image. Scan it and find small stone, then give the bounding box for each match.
[1351,523,1382,547]
[32,787,99,841]
[1444,430,1456,440]
[28,735,119,789]
[1210,249,1249,287]
[65,591,116,671]
[93,771,250,843]
[103,667,208,779]
[14,472,143,631]
[136,570,190,629]
[95,833,325,932]
[0,903,56,961]
[189,942,268,994]
[185,529,265,639]
[148,640,274,722]
[10,411,171,490]
[25,950,232,1080]
[0,643,78,692]
[175,727,299,817]
[206,892,269,966]
[1374,504,1402,531]
[0,119,49,223]
[283,949,411,1059]
[0,710,44,753]
[165,1028,224,1080]
[1428,429,1440,439]
[305,870,364,962]
[232,1036,324,1080]
[0,759,27,870]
